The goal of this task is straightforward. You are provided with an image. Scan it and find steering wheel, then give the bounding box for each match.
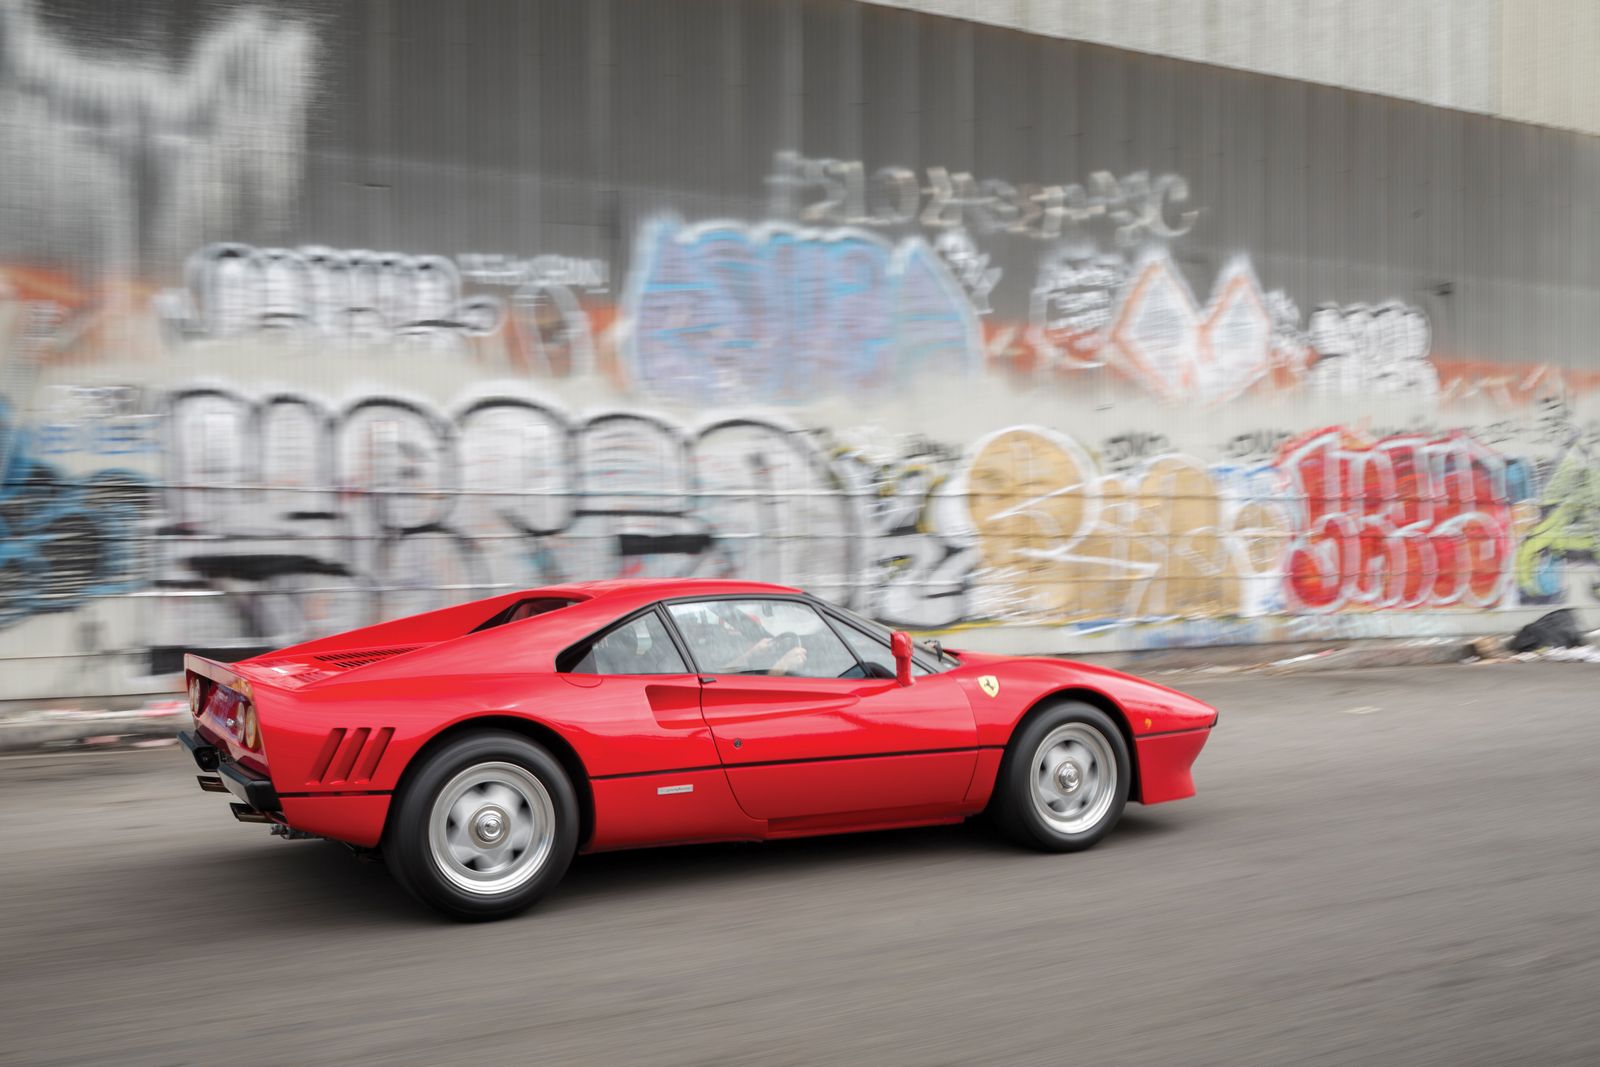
[772,631,802,653]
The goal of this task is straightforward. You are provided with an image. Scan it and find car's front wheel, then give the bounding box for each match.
[385,730,578,921]
[992,701,1130,851]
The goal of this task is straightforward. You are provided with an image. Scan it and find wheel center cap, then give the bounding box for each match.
[1055,761,1083,795]
[472,806,508,846]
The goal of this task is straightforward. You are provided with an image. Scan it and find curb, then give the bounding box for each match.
[1058,635,1599,676]
[0,701,188,755]
[1064,637,1477,676]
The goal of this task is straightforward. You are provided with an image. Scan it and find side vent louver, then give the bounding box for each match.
[308,726,394,786]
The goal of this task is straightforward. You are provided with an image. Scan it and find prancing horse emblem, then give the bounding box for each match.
[978,675,1000,698]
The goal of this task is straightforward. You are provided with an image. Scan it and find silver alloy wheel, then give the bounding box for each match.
[1029,722,1117,835]
[427,761,555,896]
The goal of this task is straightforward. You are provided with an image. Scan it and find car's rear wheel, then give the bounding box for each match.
[385,731,578,921]
[992,701,1129,851]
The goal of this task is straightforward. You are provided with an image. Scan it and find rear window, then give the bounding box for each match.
[557,611,689,675]
[471,597,578,633]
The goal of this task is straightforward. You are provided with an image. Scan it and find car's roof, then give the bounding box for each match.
[531,577,804,602]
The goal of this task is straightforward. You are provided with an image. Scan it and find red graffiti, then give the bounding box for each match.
[1277,429,1514,612]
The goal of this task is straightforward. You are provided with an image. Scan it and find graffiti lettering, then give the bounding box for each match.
[0,399,154,627]
[157,244,506,353]
[456,254,609,292]
[961,427,1293,623]
[1278,430,1522,612]
[1515,444,1600,602]
[621,217,980,404]
[770,152,1197,244]
[0,4,314,267]
[1306,302,1437,401]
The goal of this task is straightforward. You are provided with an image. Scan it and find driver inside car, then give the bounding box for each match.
[725,633,808,675]
[686,606,811,676]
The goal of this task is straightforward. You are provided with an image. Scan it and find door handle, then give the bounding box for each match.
[699,676,718,684]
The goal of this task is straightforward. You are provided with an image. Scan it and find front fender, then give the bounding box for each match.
[949,653,1216,746]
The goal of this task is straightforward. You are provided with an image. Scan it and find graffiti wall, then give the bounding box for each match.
[3,0,1600,702]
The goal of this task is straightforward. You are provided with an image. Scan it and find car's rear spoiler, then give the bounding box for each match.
[184,654,259,700]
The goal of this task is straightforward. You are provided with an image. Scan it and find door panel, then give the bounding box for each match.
[725,752,978,821]
[698,674,979,820]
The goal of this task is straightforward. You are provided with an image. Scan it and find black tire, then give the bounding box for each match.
[384,730,579,921]
[991,701,1130,852]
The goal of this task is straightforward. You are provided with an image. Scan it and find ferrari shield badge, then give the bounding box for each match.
[978,675,1000,698]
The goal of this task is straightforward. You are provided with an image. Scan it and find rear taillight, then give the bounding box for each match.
[241,703,260,750]
[191,676,262,753]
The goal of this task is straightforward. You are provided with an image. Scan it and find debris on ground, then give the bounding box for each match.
[1461,610,1600,665]
[1466,635,1507,660]
[1529,645,1600,663]
[1508,609,1587,654]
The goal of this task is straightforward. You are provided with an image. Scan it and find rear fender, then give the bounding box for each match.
[394,714,596,848]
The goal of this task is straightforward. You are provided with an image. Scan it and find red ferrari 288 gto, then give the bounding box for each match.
[178,579,1217,920]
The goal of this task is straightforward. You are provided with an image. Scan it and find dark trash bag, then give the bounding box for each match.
[1508,609,1587,653]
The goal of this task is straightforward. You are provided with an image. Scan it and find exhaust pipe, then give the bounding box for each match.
[196,775,227,793]
[229,803,274,824]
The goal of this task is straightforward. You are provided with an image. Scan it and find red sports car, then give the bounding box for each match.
[178,579,1217,920]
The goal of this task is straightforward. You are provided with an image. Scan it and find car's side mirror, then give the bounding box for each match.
[890,631,915,687]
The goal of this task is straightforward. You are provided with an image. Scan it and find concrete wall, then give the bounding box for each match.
[2,0,1598,704]
[879,0,1600,138]
[1498,0,1600,134]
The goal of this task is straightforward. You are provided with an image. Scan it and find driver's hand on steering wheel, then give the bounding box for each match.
[728,636,773,669]
[771,644,807,675]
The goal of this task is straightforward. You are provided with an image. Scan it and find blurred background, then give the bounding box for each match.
[3,0,1599,710]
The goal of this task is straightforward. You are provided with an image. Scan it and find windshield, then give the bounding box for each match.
[820,602,958,673]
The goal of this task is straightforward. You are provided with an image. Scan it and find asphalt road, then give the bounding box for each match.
[3,663,1598,1066]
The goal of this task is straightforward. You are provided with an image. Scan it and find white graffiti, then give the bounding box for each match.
[1106,250,1277,404]
[933,229,1002,315]
[158,387,880,647]
[456,253,606,376]
[156,244,505,354]
[1306,302,1438,401]
[1025,247,1314,405]
[769,151,1198,245]
[824,429,976,629]
[0,1,315,268]
[1029,245,1128,367]
[457,254,609,292]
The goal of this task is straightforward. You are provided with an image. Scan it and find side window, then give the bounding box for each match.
[833,621,930,678]
[667,599,859,679]
[567,612,688,675]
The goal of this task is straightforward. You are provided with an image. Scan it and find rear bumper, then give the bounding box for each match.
[1132,727,1212,805]
[279,794,391,848]
[179,728,390,846]
[179,729,279,812]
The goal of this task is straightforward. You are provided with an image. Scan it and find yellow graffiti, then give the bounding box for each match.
[965,427,1291,622]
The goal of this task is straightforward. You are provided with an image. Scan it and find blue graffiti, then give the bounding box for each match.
[622,217,981,405]
[0,399,153,628]
[31,417,162,457]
